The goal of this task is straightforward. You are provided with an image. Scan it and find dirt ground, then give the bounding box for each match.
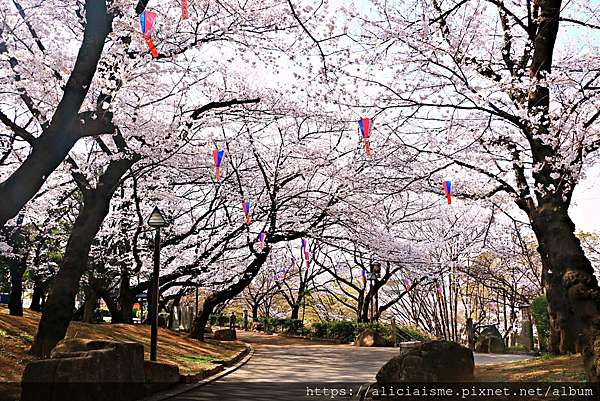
[475,354,587,382]
[0,306,246,381]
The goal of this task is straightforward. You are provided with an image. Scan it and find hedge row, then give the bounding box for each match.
[310,320,433,343]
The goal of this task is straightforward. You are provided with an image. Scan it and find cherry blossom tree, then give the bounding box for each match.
[335,0,600,380]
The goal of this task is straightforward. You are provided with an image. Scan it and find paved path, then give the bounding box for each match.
[169,331,534,400]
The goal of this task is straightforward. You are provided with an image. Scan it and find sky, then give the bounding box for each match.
[570,165,600,232]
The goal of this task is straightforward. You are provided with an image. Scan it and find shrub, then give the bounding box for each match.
[397,325,435,342]
[256,317,304,334]
[531,295,549,351]
[326,320,357,342]
[309,320,435,343]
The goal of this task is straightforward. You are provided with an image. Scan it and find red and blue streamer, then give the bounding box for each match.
[358,118,372,155]
[443,180,452,204]
[212,149,225,181]
[301,239,309,270]
[139,10,158,58]
[243,200,251,225]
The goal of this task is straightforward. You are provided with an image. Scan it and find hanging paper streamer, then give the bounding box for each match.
[301,239,310,270]
[358,117,372,156]
[139,10,158,58]
[403,278,411,290]
[181,0,189,19]
[361,269,367,286]
[437,287,443,298]
[243,200,251,225]
[258,232,267,249]
[212,149,225,181]
[443,180,452,204]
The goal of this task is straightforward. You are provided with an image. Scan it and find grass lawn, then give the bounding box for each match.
[0,306,247,400]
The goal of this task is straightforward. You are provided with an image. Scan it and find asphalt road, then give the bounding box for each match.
[168,331,534,401]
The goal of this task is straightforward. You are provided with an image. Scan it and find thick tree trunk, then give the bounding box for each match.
[530,203,600,380]
[8,257,26,316]
[29,158,134,357]
[116,270,135,324]
[0,1,113,229]
[290,304,300,320]
[29,281,45,312]
[251,304,259,321]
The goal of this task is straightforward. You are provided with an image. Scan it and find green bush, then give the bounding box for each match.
[531,295,549,351]
[257,317,303,334]
[309,320,435,343]
[326,320,357,342]
[397,325,434,342]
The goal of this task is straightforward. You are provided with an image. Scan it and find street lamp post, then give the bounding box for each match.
[147,206,168,362]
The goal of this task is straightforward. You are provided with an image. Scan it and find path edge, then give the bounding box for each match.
[139,343,255,401]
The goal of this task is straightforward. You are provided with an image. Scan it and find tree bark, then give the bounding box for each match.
[0,0,113,228]
[29,157,135,357]
[29,281,44,312]
[116,270,135,324]
[530,202,600,379]
[290,304,300,320]
[82,285,98,323]
[8,255,27,316]
[191,251,269,340]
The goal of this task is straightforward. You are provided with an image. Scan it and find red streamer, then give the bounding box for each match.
[144,35,158,58]
[181,0,189,19]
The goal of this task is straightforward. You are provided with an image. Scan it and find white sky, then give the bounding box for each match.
[570,164,600,233]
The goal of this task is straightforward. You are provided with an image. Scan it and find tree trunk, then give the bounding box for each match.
[29,281,45,312]
[251,303,259,321]
[0,1,113,229]
[8,255,27,316]
[29,158,135,357]
[530,203,600,380]
[116,270,135,324]
[82,285,98,323]
[191,251,269,340]
[290,304,300,320]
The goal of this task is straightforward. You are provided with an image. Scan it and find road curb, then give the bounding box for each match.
[139,343,255,401]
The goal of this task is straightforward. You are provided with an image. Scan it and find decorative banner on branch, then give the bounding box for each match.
[403,278,412,290]
[212,149,225,181]
[243,200,251,225]
[443,179,452,204]
[139,10,158,58]
[181,0,189,19]
[258,232,267,249]
[301,239,310,270]
[358,117,372,156]
[437,286,443,298]
[361,269,367,286]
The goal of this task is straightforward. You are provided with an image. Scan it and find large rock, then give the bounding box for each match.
[475,325,506,354]
[355,329,388,347]
[144,361,180,394]
[22,339,145,401]
[213,328,237,341]
[376,340,474,384]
